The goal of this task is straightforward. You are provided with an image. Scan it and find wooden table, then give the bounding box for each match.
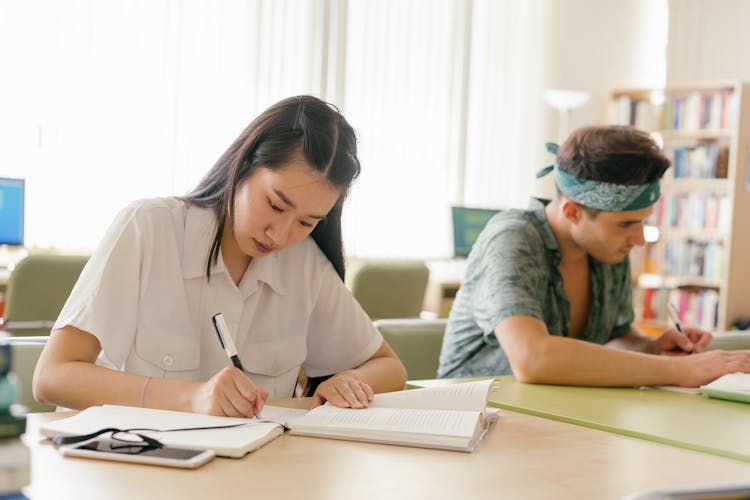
[21,400,750,500]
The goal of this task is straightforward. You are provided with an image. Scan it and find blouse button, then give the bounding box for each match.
[271,360,280,375]
[162,355,174,367]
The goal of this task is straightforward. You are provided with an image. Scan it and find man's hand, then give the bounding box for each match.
[654,326,712,355]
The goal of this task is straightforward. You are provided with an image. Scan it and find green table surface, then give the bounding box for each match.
[409,376,750,462]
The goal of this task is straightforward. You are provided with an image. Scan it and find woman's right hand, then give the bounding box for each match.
[191,366,268,417]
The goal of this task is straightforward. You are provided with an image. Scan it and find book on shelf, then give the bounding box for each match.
[637,285,719,331]
[39,379,498,457]
[611,88,736,132]
[655,192,730,234]
[283,378,497,452]
[667,143,729,179]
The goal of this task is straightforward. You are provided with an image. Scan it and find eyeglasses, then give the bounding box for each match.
[51,422,250,451]
[52,427,166,451]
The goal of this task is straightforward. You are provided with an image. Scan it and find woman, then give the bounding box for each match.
[33,95,407,417]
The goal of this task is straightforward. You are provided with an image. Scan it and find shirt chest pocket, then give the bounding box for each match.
[132,323,200,378]
[240,339,306,378]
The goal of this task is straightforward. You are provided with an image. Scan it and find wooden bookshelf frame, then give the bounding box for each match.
[612,81,750,330]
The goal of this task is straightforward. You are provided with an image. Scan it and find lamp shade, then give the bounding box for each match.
[543,89,590,111]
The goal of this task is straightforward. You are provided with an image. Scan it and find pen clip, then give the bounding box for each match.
[211,313,226,350]
[212,312,241,361]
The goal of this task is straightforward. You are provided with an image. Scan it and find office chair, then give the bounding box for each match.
[374,318,447,380]
[347,259,430,320]
[2,254,88,336]
[6,336,55,413]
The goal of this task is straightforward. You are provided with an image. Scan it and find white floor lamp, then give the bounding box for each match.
[533,89,591,201]
[543,89,590,142]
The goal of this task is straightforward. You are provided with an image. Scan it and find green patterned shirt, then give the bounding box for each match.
[437,199,634,378]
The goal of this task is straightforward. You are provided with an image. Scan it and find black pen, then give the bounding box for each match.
[212,313,245,371]
[667,303,685,336]
[212,313,264,419]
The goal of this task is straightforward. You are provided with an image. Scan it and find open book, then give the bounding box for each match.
[279,379,497,452]
[39,405,284,458]
[700,372,750,404]
[40,379,497,457]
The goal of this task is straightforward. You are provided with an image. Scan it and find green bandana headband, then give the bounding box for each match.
[536,142,660,211]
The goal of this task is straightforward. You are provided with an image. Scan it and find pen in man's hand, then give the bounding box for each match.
[667,303,685,335]
[667,302,696,355]
[212,313,245,372]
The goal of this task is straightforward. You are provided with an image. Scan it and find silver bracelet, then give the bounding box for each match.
[140,376,152,407]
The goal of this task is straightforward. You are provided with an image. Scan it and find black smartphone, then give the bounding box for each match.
[60,439,215,469]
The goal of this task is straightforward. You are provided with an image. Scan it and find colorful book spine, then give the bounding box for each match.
[617,90,735,132]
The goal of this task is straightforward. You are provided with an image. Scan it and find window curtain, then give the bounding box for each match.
[340,0,552,258]
[339,0,471,258]
[1,0,642,258]
[0,0,331,249]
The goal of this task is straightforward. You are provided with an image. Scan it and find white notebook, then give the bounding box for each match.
[700,372,750,404]
[707,331,750,351]
[39,405,284,458]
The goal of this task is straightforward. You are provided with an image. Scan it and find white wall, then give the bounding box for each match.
[527,0,668,198]
[667,0,750,83]
[544,0,668,128]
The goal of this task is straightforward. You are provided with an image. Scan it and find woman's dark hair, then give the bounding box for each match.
[557,125,670,185]
[182,95,360,281]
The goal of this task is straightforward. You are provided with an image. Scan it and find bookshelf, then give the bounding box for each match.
[610,81,750,331]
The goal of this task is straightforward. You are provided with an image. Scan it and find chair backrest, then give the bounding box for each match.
[3,254,88,336]
[348,259,429,319]
[7,337,55,413]
[374,318,447,380]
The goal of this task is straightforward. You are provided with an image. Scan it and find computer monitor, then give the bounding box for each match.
[0,177,25,246]
[451,206,500,258]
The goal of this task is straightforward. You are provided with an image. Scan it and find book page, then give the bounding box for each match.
[259,405,308,426]
[291,404,480,439]
[368,379,495,412]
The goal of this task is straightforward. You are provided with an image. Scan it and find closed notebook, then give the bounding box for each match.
[700,373,750,404]
[283,379,498,452]
[707,331,750,351]
[39,405,284,458]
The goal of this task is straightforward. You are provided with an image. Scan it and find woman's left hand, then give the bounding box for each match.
[311,371,374,409]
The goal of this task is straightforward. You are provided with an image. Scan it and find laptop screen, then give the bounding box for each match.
[451,206,500,258]
[0,177,25,246]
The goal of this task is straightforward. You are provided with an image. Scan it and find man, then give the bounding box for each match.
[438,125,750,387]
